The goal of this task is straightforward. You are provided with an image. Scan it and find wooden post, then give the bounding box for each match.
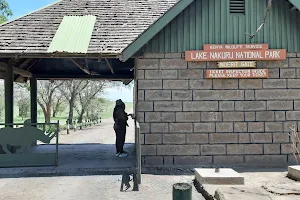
[30,76,37,125]
[5,63,13,126]
[172,183,192,200]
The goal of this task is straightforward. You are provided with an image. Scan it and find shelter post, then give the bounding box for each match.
[5,63,13,125]
[30,76,38,125]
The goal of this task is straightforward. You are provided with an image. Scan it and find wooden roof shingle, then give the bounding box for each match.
[0,0,179,55]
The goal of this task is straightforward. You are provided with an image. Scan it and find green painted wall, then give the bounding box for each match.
[144,0,300,53]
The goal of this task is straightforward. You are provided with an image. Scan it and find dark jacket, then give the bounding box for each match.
[113,106,128,129]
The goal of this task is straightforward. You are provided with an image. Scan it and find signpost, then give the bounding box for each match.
[217,61,256,68]
[206,69,268,79]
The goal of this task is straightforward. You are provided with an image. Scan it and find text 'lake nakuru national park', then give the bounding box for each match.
[185,49,287,61]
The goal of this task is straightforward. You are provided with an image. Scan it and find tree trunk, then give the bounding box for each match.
[52,111,56,118]
[68,98,74,124]
[78,109,85,123]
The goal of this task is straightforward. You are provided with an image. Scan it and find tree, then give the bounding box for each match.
[86,97,106,121]
[17,98,30,120]
[59,80,89,124]
[75,81,106,123]
[0,0,12,24]
[14,83,30,120]
[52,91,65,117]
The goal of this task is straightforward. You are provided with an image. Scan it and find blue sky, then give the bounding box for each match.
[6,0,133,102]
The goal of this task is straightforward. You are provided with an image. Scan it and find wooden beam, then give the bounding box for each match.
[36,74,133,80]
[0,61,32,77]
[105,58,115,74]
[15,59,39,81]
[69,58,91,75]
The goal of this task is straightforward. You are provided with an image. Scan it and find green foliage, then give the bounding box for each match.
[17,98,30,120]
[0,0,12,24]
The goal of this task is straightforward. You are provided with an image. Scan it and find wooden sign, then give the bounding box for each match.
[204,44,269,51]
[206,69,268,79]
[217,61,256,68]
[185,49,286,61]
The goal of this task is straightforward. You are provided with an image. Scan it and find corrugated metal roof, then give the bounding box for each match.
[47,15,96,54]
[289,0,300,10]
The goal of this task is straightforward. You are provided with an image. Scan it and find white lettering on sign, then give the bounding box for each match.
[206,69,268,79]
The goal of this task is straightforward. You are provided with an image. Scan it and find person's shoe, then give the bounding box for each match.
[115,153,120,157]
[118,153,128,158]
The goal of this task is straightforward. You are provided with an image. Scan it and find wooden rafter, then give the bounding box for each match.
[0,61,32,77]
[105,58,114,74]
[69,58,90,75]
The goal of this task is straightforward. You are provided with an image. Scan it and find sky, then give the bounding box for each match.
[6,0,134,102]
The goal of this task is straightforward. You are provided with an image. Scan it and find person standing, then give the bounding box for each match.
[113,99,133,158]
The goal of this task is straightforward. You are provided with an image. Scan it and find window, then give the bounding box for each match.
[230,0,245,14]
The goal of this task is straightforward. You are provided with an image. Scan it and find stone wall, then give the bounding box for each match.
[136,53,300,167]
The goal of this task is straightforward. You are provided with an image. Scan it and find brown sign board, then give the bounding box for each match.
[217,61,256,68]
[204,44,269,51]
[206,69,268,79]
[185,49,286,61]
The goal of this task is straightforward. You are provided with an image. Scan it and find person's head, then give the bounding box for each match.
[116,99,125,110]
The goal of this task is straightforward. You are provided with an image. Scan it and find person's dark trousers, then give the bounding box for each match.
[115,125,127,153]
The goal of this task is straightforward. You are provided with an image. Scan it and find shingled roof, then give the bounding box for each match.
[0,0,179,55]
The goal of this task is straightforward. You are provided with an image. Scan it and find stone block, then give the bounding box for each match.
[268,68,280,78]
[145,90,171,101]
[136,112,145,122]
[178,69,204,79]
[223,112,244,121]
[210,133,238,143]
[280,68,296,78]
[239,79,262,89]
[160,59,187,69]
[143,53,164,58]
[176,112,201,122]
[164,53,183,59]
[245,90,255,100]
[163,80,189,89]
[174,156,212,165]
[284,121,297,131]
[234,122,248,132]
[286,111,300,120]
[294,101,300,110]
[138,80,162,89]
[235,101,266,111]
[195,168,244,185]
[248,122,264,132]
[263,79,286,89]
[145,134,162,144]
[172,90,192,100]
[216,123,233,132]
[163,156,174,165]
[255,111,275,121]
[186,134,209,144]
[201,112,222,122]
[154,101,182,111]
[162,112,175,122]
[170,123,193,133]
[281,143,293,154]
[193,90,244,101]
[289,58,300,67]
[190,80,212,89]
[264,144,280,154]
[257,60,288,68]
[150,123,169,133]
[163,134,186,144]
[138,90,144,101]
[137,59,159,69]
[213,79,238,89]
[297,69,300,78]
[213,156,244,165]
[273,132,289,143]
[275,111,285,121]
[139,123,150,133]
[137,70,145,79]
[214,187,272,200]
[201,145,226,155]
[145,112,161,122]
[183,101,218,111]
[245,112,255,121]
[256,89,300,100]
[145,70,177,79]
[141,145,156,155]
[140,134,145,144]
[245,155,287,165]
[188,62,206,69]
[267,101,293,111]
[238,133,250,143]
[227,144,263,155]
[157,145,200,155]
[250,133,272,143]
[287,53,297,58]
[145,156,163,165]
[288,166,300,181]
[194,123,215,133]
[265,122,283,132]
[288,79,300,88]
[219,101,234,111]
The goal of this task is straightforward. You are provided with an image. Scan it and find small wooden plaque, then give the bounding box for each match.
[217,61,256,68]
